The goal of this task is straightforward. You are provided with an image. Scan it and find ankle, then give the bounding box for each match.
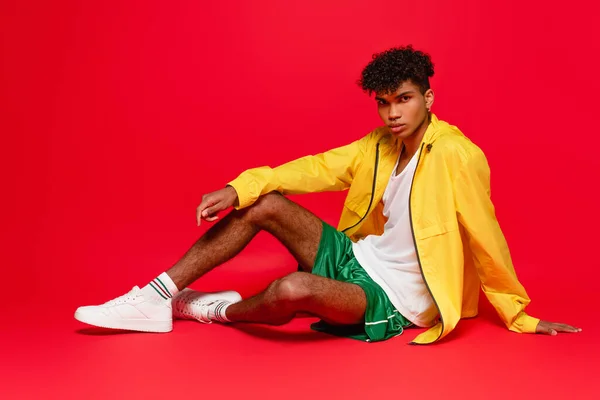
[143,272,179,302]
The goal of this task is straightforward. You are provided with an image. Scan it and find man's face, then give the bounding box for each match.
[375,80,434,139]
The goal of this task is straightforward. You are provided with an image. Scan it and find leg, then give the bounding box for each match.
[74,193,323,333]
[226,272,367,325]
[167,193,323,289]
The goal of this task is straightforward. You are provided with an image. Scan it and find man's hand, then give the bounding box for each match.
[196,186,239,226]
[536,320,582,336]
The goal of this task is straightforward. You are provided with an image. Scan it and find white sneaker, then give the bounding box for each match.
[74,286,172,333]
[172,288,242,323]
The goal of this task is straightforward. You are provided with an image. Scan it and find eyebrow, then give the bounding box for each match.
[395,90,415,98]
[375,91,415,102]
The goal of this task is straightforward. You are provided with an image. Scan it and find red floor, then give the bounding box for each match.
[2,234,598,399]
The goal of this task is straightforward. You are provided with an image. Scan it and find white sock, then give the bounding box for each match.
[142,272,180,302]
[212,301,232,323]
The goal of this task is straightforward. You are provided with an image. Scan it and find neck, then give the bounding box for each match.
[402,114,430,156]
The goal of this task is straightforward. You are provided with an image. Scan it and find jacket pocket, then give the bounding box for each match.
[414,220,459,240]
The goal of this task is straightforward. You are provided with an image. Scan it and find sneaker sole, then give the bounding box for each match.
[74,310,173,333]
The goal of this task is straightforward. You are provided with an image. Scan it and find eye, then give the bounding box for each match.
[376,99,387,105]
[401,96,411,102]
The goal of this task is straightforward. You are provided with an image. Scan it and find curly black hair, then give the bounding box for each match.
[358,45,435,95]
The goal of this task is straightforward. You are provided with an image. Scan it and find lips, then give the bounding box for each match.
[389,124,406,132]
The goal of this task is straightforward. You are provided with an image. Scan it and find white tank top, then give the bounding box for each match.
[352,149,438,327]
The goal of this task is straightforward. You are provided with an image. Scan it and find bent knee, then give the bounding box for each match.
[271,272,312,304]
[245,192,285,223]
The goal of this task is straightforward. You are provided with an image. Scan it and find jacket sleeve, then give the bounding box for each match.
[453,149,540,334]
[227,136,367,209]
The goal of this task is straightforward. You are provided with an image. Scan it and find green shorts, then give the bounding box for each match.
[310,221,412,342]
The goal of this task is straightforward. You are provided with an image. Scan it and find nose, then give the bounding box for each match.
[389,104,401,121]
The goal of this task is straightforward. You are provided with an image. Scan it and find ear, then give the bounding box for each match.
[424,89,434,111]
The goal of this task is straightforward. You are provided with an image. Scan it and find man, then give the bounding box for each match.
[75,46,580,344]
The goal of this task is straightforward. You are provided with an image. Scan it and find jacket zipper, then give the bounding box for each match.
[342,143,380,234]
[408,142,443,344]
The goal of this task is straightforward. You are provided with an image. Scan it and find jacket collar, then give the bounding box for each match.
[423,113,444,144]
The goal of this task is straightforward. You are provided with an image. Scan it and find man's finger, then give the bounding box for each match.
[547,323,578,333]
[197,196,218,226]
[196,198,209,226]
[536,323,557,335]
[542,327,558,336]
[205,216,219,222]
[555,323,581,333]
[197,204,207,226]
[202,203,222,219]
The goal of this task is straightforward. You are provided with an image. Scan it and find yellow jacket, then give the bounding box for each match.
[228,114,540,344]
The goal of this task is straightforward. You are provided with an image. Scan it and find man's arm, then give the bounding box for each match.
[195,136,367,225]
[453,148,580,335]
[227,137,366,209]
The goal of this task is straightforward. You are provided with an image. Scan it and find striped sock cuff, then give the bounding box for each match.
[148,279,172,300]
[147,272,179,300]
[213,301,232,323]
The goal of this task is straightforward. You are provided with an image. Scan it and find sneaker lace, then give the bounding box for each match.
[104,288,139,306]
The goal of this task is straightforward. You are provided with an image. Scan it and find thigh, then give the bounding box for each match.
[250,193,323,272]
[299,272,367,325]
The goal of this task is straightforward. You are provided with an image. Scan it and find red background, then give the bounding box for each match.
[1,1,599,399]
